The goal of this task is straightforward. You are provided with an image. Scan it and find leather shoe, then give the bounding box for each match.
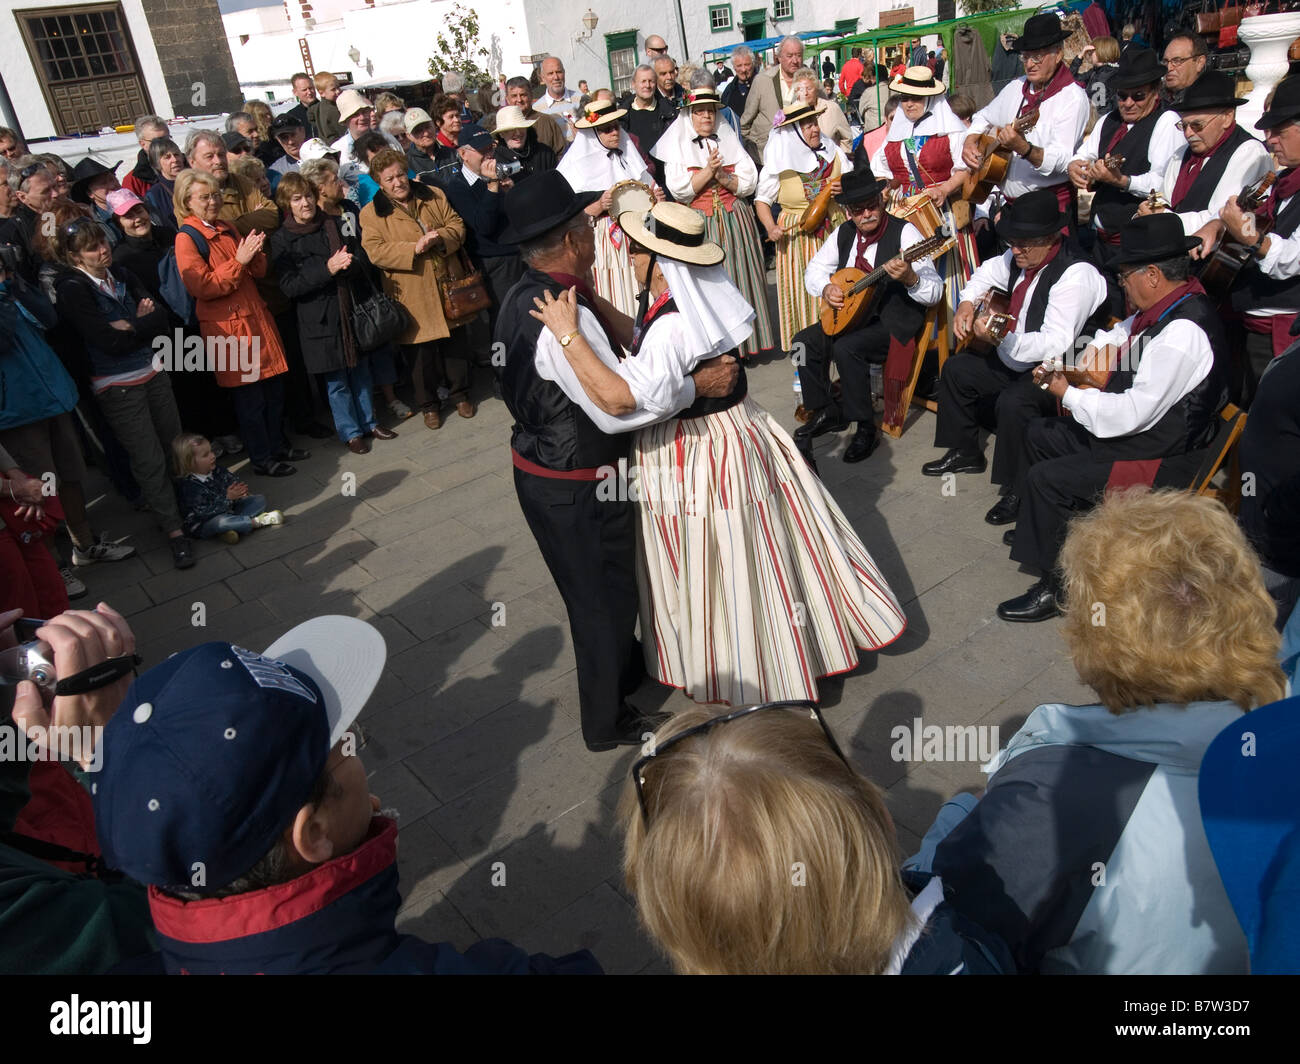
[423,408,443,430]
[921,448,986,477]
[347,437,371,454]
[984,493,1020,525]
[275,447,311,462]
[996,579,1062,623]
[457,400,477,419]
[1002,528,1015,547]
[794,406,847,441]
[842,423,879,463]
[370,427,398,440]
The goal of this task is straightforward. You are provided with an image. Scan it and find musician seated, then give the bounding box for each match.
[791,170,942,465]
[960,13,1089,213]
[1067,47,1181,266]
[921,189,1108,531]
[1137,71,1270,237]
[999,214,1228,623]
[1192,77,1300,407]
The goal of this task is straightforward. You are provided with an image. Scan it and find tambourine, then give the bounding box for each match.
[609,180,653,218]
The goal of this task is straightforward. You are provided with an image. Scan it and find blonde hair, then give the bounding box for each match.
[299,157,339,192]
[792,65,821,89]
[314,72,339,92]
[621,706,912,974]
[1061,489,1286,713]
[243,99,273,141]
[228,155,266,184]
[173,168,222,218]
[1092,36,1121,65]
[172,433,208,476]
[373,91,405,115]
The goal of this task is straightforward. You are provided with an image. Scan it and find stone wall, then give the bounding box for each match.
[140,0,244,115]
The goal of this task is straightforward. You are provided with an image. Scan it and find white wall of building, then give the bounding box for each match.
[1,0,175,140]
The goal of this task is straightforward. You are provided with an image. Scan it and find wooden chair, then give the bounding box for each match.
[882,298,952,439]
[1192,403,1247,514]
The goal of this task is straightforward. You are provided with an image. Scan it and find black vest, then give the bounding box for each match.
[833,216,927,341]
[1100,291,1227,458]
[495,268,631,471]
[628,299,748,419]
[1230,188,1300,313]
[1006,242,1110,337]
[1170,124,1257,213]
[1092,106,1165,233]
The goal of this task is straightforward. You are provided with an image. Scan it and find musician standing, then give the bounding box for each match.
[1067,48,1181,266]
[999,215,1228,623]
[1192,77,1300,406]
[960,13,1089,218]
[921,189,1108,531]
[1139,72,1269,236]
[791,171,942,465]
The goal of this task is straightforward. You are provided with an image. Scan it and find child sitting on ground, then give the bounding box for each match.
[173,433,283,544]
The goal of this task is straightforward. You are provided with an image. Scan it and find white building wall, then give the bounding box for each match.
[1,0,175,140]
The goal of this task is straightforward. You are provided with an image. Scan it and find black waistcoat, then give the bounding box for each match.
[495,267,631,471]
[1100,291,1227,457]
[833,215,927,341]
[1007,242,1110,336]
[1170,125,1257,213]
[1230,191,1300,313]
[628,299,748,419]
[1092,106,1165,232]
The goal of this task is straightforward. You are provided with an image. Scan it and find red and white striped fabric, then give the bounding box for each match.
[633,395,906,705]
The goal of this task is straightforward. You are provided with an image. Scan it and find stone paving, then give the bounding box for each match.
[76,333,1094,974]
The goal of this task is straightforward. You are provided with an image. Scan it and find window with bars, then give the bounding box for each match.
[709,4,732,32]
[772,0,793,21]
[605,29,638,98]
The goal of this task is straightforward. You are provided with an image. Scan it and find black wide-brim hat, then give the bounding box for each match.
[834,169,888,206]
[1112,47,1167,91]
[1257,73,1300,129]
[995,187,1065,240]
[1109,213,1201,266]
[1175,70,1249,112]
[499,170,600,245]
[1011,13,1070,52]
[69,157,121,202]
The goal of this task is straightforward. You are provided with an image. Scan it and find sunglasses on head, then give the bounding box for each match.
[62,217,100,238]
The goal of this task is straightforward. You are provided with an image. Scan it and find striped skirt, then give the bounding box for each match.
[591,214,640,320]
[633,395,907,706]
[774,207,844,351]
[698,201,775,359]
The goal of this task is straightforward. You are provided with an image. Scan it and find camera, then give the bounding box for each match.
[496,159,523,179]
[0,641,56,691]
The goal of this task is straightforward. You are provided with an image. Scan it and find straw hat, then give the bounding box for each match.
[493,105,536,134]
[615,201,725,266]
[575,98,628,128]
[775,100,826,127]
[889,66,947,96]
[682,88,723,109]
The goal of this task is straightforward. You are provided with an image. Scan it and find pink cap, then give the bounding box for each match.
[105,188,146,216]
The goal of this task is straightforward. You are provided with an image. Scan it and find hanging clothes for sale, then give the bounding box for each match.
[990,31,1022,96]
[954,25,996,107]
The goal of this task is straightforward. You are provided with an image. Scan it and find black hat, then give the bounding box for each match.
[221,131,251,153]
[1010,13,1070,52]
[1112,47,1167,91]
[68,157,122,203]
[834,169,888,206]
[1175,71,1249,113]
[1256,74,1300,129]
[456,122,493,151]
[995,187,1065,240]
[1109,214,1201,267]
[499,170,600,244]
[270,111,306,135]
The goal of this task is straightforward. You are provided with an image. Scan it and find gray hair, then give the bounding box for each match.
[653,55,677,72]
[1152,255,1191,282]
[379,111,406,136]
[689,70,717,90]
[520,210,590,265]
[732,45,754,62]
[442,71,465,94]
[633,63,656,79]
[505,75,531,94]
[149,136,183,171]
[134,114,167,136]
[299,157,340,189]
[185,129,225,160]
[8,154,50,192]
[778,35,804,54]
[792,65,820,86]
[224,112,255,133]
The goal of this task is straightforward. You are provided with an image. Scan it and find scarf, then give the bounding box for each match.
[1171,124,1236,207]
[1256,166,1300,228]
[1019,62,1077,117]
[853,215,888,271]
[1111,279,1206,380]
[1007,239,1064,323]
[545,270,621,353]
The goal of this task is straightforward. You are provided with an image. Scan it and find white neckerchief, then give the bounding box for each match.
[556,126,651,192]
[760,122,846,176]
[887,96,966,141]
[656,257,754,361]
[652,111,748,168]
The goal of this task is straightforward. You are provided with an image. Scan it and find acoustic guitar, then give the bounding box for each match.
[1086,153,1125,190]
[1034,343,1118,391]
[961,107,1040,203]
[1195,171,1278,301]
[966,289,1015,353]
[819,225,953,336]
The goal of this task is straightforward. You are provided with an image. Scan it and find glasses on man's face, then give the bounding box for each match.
[1175,115,1221,134]
[845,199,882,216]
[1117,89,1151,103]
[1117,265,1148,284]
[1021,49,1055,65]
[1164,54,1195,68]
[632,701,853,825]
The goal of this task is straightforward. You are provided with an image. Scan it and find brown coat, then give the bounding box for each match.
[359,182,468,345]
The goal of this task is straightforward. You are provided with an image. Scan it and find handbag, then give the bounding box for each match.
[349,265,408,352]
[439,247,491,328]
[1195,0,1222,33]
[1218,0,1242,46]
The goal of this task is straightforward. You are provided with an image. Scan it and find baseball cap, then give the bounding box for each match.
[404,107,435,134]
[92,616,386,890]
[457,123,493,151]
[270,111,306,136]
[299,138,341,163]
[336,89,373,122]
[105,188,146,216]
[221,131,250,153]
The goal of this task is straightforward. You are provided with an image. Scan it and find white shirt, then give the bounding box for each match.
[1072,108,1183,219]
[461,164,480,187]
[1243,192,1299,318]
[960,248,1108,371]
[1157,135,1271,235]
[869,129,967,185]
[803,221,943,307]
[331,130,365,200]
[534,307,697,433]
[967,76,1090,199]
[1063,313,1215,438]
[533,87,582,141]
[754,140,854,206]
[664,138,758,202]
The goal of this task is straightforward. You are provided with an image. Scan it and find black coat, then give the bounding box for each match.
[112,226,177,306]
[268,216,373,375]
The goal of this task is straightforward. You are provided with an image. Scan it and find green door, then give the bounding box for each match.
[741,8,765,42]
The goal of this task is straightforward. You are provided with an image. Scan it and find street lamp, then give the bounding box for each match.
[576,9,598,42]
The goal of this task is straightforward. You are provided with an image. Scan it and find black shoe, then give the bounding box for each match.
[842,422,879,463]
[921,448,987,477]
[997,578,1061,623]
[169,536,195,570]
[794,406,848,441]
[795,434,820,476]
[298,422,334,440]
[1002,528,1015,547]
[275,448,312,462]
[251,461,298,477]
[985,493,1020,526]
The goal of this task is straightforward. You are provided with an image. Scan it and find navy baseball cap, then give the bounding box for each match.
[92,617,386,891]
[457,123,493,152]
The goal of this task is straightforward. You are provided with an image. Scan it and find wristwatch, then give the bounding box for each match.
[1251,237,1268,259]
[559,329,580,348]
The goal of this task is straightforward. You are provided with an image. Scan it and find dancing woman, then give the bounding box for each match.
[529,202,906,705]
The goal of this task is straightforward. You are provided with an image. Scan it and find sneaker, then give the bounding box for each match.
[71,534,137,566]
[252,509,284,528]
[251,461,297,477]
[219,530,241,544]
[274,448,312,462]
[215,435,244,455]
[60,567,89,600]
[388,398,414,420]
[169,536,196,570]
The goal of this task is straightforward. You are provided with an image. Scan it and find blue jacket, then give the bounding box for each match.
[176,465,241,538]
[0,279,79,430]
[439,167,518,262]
[55,267,171,384]
[142,818,602,974]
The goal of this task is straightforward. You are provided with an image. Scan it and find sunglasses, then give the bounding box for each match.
[632,701,852,825]
[1116,89,1152,103]
[62,217,101,238]
[845,198,882,215]
[1175,116,1223,133]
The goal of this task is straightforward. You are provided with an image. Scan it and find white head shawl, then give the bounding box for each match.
[556,126,651,193]
[652,110,747,168]
[656,257,754,362]
[887,95,966,142]
[760,121,851,176]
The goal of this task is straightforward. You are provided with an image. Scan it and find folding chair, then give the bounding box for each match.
[1192,403,1247,514]
[882,298,951,439]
